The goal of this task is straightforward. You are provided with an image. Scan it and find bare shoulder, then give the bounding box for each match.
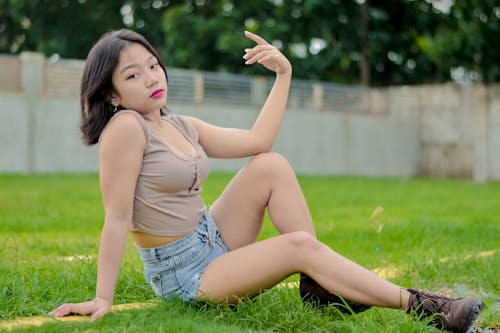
[180,115,207,130]
[102,112,145,138]
[100,112,146,148]
[179,115,197,124]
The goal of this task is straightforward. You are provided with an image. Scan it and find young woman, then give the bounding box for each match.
[50,29,483,333]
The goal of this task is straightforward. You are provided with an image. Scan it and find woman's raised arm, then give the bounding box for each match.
[186,31,292,159]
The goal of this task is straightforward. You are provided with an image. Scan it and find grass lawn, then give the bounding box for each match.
[0,173,498,332]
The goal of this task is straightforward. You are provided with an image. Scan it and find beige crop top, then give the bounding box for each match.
[103,110,209,236]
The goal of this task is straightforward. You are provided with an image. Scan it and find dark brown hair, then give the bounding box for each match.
[80,29,168,145]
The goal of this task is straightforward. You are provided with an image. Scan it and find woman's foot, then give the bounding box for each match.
[406,288,483,333]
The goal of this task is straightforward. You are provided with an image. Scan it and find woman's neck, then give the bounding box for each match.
[141,109,163,125]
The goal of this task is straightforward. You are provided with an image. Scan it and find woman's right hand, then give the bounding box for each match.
[243,31,292,76]
[49,296,111,322]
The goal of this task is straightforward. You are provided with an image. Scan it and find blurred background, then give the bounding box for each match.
[1,0,498,86]
[0,0,499,180]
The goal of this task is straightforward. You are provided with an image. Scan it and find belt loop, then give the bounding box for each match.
[207,218,216,245]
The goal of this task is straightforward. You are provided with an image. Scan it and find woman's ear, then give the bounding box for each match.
[105,91,120,107]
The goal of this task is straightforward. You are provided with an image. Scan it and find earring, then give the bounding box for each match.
[110,99,118,112]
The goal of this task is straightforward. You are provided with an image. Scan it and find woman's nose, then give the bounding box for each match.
[146,73,159,87]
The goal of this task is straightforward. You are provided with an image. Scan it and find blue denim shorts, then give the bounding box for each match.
[136,211,228,302]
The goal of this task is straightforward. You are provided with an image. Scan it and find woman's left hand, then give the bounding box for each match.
[243,31,292,75]
[49,297,112,322]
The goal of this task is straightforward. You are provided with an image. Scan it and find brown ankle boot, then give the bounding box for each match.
[406,288,483,333]
[299,274,372,314]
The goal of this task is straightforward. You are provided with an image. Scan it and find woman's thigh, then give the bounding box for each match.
[209,153,284,250]
[210,152,315,250]
[197,231,315,303]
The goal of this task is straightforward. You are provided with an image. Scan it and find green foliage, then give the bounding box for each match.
[0,0,126,58]
[0,1,499,84]
[418,0,500,83]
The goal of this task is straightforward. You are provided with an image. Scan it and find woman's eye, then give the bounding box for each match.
[151,63,159,70]
[126,73,138,80]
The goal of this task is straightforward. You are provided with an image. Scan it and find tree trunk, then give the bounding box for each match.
[359,0,370,86]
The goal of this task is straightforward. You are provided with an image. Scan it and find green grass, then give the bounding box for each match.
[0,173,499,332]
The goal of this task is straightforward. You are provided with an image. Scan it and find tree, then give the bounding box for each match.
[0,0,32,53]
[0,0,498,85]
[417,0,500,83]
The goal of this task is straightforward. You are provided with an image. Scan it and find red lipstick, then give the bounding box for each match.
[150,89,164,99]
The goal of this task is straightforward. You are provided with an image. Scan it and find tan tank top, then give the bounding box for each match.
[103,110,209,236]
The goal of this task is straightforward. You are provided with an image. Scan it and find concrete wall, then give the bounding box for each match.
[172,104,419,177]
[413,84,494,181]
[1,52,499,180]
[0,95,28,172]
[487,85,500,179]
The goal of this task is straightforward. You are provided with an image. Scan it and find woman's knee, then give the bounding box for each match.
[284,231,322,255]
[248,152,292,177]
[281,231,326,272]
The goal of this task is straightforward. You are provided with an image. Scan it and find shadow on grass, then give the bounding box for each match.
[1,301,261,333]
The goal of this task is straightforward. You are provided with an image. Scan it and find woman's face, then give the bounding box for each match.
[110,43,168,114]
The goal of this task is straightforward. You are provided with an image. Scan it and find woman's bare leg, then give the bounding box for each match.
[198,231,409,308]
[210,152,316,251]
[205,152,409,308]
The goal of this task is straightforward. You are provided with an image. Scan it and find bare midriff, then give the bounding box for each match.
[131,231,187,248]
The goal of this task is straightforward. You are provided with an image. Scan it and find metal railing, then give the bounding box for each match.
[44,59,84,98]
[0,52,375,113]
[0,55,21,93]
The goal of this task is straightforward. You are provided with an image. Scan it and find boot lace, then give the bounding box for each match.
[407,288,453,327]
